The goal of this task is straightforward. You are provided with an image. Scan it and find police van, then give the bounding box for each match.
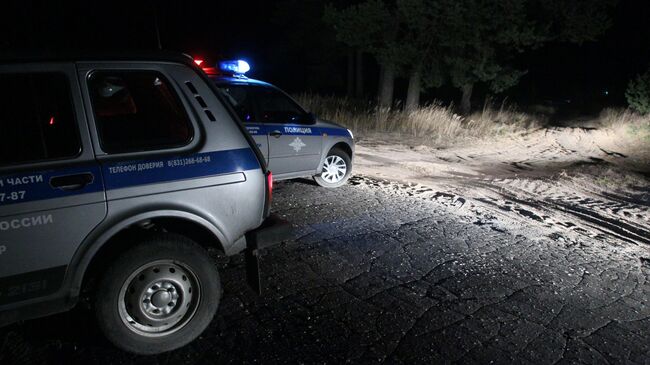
[199,59,355,188]
[0,53,290,354]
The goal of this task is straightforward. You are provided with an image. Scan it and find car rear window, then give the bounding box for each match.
[0,72,81,166]
[88,71,193,154]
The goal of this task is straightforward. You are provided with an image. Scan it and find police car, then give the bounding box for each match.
[199,59,355,188]
[0,53,290,354]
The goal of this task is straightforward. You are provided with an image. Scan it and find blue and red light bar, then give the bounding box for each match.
[193,57,250,77]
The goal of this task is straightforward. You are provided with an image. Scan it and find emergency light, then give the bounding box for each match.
[218,60,250,75]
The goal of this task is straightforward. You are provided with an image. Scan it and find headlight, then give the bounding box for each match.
[347,129,354,139]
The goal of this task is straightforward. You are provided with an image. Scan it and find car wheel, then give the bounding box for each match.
[94,234,221,355]
[314,147,352,188]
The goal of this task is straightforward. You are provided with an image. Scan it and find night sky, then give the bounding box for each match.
[1,1,649,111]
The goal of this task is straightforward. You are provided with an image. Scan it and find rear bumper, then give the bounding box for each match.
[244,214,292,294]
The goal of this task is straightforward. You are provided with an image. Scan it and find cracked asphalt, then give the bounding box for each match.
[1,176,649,364]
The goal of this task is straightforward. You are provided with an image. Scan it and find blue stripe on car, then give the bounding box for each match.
[0,165,104,206]
[103,148,259,190]
[0,148,259,206]
[245,123,351,137]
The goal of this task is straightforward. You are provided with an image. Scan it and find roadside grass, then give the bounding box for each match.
[596,108,650,141]
[297,94,650,148]
[296,93,543,145]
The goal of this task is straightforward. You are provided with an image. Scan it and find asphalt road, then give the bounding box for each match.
[1,177,649,364]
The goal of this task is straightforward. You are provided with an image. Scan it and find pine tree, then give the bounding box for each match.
[626,68,650,115]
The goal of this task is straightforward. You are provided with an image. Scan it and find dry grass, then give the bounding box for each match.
[596,108,650,141]
[296,93,543,145]
[297,94,650,149]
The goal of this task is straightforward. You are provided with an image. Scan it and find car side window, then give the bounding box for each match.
[0,73,81,166]
[217,85,256,123]
[253,86,306,124]
[88,71,193,154]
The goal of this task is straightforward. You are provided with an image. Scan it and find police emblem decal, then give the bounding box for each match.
[289,137,306,152]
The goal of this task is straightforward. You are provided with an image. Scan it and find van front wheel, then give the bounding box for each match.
[94,234,221,355]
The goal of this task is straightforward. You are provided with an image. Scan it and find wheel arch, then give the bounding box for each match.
[318,140,354,172]
[69,210,228,300]
[330,142,353,159]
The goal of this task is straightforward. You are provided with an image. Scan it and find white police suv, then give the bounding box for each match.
[0,52,290,354]
[200,59,355,188]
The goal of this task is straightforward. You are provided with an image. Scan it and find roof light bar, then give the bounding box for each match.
[218,60,250,75]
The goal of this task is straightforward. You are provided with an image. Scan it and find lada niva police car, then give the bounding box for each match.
[0,52,290,354]
[200,59,355,188]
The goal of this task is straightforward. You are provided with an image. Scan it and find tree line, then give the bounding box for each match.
[276,0,617,115]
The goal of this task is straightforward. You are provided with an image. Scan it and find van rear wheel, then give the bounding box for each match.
[94,234,221,355]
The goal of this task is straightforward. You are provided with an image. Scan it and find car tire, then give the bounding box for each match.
[94,234,221,355]
[314,147,352,188]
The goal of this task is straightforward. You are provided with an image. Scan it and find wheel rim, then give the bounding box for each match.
[117,260,201,337]
[321,155,347,183]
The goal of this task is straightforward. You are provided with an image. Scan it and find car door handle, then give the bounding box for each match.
[269,130,283,138]
[50,173,94,191]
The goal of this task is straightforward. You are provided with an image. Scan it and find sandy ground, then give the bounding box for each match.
[354,126,650,249]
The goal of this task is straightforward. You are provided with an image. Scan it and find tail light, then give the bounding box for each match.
[263,171,273,217]
[266,171,273,205]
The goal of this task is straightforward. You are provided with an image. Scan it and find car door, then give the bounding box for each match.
[254,86,321,176]
[0,65,106,306]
